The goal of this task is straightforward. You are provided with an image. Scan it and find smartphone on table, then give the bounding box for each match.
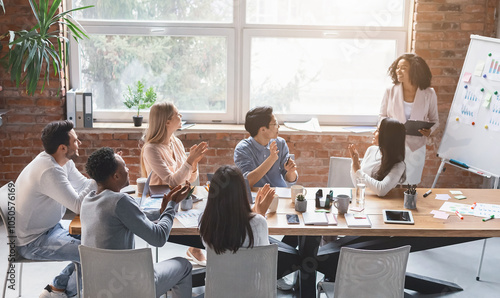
[286,214,300,224]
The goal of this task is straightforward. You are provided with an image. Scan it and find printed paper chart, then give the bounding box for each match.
[439,201,500,218]
[487,93,500,131]
[483,54,500,81]
[459,86,483,125]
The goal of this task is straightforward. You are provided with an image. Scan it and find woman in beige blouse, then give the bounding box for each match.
[140,101,208,265]
[140,102,207,186]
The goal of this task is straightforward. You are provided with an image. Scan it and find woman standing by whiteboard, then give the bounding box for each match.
[380,53,439,185]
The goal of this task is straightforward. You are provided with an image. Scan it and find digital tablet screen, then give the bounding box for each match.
[383,210,414,224]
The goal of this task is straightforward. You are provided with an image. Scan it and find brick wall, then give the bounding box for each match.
[1,0,498,188]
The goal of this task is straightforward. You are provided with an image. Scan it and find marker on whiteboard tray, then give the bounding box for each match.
[449,159,469,169]
[455,211,464,220]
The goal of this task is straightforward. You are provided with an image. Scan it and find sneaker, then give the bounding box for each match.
[277,271,298,291]
[39,285,68,298]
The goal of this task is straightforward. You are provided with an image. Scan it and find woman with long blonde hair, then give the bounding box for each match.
[140,102,207,186]
[140,101,208,265]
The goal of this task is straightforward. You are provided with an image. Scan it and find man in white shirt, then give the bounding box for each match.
[15,120,96,298]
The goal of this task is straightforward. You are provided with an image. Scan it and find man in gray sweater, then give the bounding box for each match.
[81,147,192,298]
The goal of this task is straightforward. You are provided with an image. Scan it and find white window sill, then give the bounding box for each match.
[83,122,374,135]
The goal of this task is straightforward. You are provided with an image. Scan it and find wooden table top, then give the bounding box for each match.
[69,187,500,237]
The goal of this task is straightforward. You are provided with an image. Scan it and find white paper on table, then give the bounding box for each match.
[449,190,463,195]
[275,187,291,198]
[435,194,451,200]
[175,209,203,228]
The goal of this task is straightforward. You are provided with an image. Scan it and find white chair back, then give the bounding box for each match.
[78,245,156,298]
[205,244,278,298]
[334,245,411,298]
[327,157,354,188]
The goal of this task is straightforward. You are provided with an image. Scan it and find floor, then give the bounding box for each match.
[1,221,499,297]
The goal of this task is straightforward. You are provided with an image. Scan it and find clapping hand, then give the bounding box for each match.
[348,144,361,172]
[160,182,191,213]
[252,184,275,216]
[187,142,208,165]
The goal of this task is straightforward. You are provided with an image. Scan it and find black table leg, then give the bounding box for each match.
[298,235,322,298]
[405,272,463,294]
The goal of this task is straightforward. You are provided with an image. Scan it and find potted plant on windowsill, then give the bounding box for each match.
[123,80,157,127]
[295,193,307,213]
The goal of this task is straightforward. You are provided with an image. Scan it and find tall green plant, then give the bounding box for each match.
[123,81,157,117]
[3,0,93,96]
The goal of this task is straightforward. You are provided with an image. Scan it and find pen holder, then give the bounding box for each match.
[404,191,417,209]
[315,189,333,209]
[180,196,193,211]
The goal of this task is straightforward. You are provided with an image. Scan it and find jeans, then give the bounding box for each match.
[154,257,192,298]
[17,223,81,296]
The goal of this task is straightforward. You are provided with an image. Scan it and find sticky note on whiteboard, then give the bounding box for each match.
[475,60,485,76]
[463,72,472,83]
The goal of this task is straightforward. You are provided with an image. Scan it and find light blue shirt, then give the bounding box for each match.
[234,136,297,187]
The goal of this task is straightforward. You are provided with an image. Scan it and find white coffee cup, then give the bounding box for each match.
[136,177,147,195]
[290,185,307,203]
[334,194,350,214]
[268,194,279,213]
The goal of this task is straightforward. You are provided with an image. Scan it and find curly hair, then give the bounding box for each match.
[86,147,118,183]
[388,53,432,90]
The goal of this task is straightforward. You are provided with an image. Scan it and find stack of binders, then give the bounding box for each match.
[67,89,93,128]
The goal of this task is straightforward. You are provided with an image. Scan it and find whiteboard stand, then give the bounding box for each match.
[431,158,499,189]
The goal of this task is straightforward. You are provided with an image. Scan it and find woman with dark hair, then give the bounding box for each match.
[380,53,439,185]
[349,118,406,196]
[199,165,275,254]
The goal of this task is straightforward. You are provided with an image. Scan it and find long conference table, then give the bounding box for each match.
[69,187,500,297]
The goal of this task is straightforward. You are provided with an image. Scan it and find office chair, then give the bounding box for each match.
[317,245,411,298]
[78,245,156,298]
[327,157,355,188]
[0,182,80,298]
[205,244,278,298]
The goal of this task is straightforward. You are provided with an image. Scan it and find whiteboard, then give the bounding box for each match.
[437,35,500,177]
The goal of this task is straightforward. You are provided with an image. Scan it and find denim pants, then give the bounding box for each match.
[17,223,81,296]
[154,257,192,298]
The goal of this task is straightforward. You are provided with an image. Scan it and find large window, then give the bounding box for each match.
[69,0,410,124]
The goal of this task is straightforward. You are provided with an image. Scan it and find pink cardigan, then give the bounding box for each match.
[379,84,439,152]
[142,137,198,186]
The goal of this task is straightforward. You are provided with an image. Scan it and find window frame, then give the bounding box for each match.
[67,0,412,125]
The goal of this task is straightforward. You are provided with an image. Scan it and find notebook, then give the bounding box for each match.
[302,212,337,225]
[345,213,372,227]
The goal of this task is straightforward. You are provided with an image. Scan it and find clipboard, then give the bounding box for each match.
[404,120,435,136]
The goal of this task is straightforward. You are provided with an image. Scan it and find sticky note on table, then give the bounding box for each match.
[450,190,463,195]
[454,195,467,200]
[435,194,451,200]
[431,210,450,219]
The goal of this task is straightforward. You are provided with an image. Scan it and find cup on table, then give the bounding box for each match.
[180,196,193,211]
[291,185,307,204]
[136,177,147,196]
[268,194,279,213]
[404,191,417,209]
[334,194,350,214]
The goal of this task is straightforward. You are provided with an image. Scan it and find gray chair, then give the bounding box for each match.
[205,244,278,298]
[78,245,156,298]
[0,182,80,298]
[327,157,355,188]
[317,245,411,298]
